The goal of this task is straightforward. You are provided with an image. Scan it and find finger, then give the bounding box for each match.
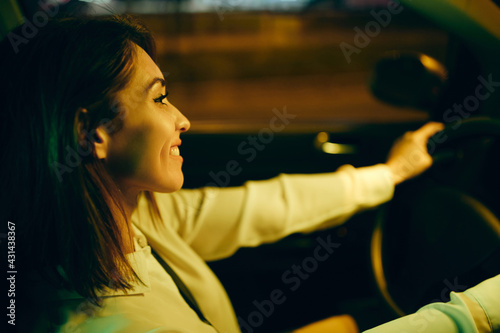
[413,122,445,142]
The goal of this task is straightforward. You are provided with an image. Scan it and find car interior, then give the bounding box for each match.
[1,0,499,332]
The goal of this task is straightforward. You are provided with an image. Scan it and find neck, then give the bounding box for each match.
[114,187,141,254]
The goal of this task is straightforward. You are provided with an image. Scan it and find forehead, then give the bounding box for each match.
[131,44,163,88]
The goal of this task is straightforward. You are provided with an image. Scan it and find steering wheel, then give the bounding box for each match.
[371,117,500,316]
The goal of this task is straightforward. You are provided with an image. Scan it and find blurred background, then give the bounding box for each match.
[17,0,447,133]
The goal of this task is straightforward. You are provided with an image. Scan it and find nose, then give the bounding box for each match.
[174,105,190,132]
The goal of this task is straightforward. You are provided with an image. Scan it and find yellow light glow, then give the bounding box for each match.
[419,54,447,80]
[316,131,329,143]
[321,142,356,154]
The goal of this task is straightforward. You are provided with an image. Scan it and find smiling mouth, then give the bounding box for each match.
[170,146,180,156]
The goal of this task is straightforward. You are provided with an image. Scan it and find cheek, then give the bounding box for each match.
[151,120,174,159]
[106,130,149,177]
[133,119,176,177]
[105,109,179,189]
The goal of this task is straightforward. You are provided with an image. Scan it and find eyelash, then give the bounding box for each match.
[153,91,169,105]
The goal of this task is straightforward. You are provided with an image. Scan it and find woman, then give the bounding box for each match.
[1,15,442,332]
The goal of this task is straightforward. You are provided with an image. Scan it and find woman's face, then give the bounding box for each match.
[99,44,190,195]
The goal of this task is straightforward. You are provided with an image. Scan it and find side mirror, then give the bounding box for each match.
[370,51,448,111]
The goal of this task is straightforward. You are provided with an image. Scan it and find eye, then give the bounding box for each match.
[153,91,169,105]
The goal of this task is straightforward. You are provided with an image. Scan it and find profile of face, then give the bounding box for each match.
[94,44,190,195]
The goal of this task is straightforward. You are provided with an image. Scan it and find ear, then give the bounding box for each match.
[75,108,110,160]
[94,126,110,160]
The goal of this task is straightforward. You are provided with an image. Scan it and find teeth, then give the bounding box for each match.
[170,146,180,156]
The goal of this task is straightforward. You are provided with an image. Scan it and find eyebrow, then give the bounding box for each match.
[145,77,166,93]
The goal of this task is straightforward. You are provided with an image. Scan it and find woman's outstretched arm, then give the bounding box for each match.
[364,274,500,333]
[135,122,442,261]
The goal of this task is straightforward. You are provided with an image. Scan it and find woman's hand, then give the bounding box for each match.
[385,122,445,185]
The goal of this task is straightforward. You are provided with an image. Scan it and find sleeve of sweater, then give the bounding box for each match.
[145,164,394,261]
[363,274,500,333]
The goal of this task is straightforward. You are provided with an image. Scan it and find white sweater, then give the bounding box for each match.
[57,164,394,332]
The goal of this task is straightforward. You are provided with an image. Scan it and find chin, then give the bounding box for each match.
[159,178,184,193]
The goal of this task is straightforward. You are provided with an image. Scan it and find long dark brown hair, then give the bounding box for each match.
[0,15,156,304]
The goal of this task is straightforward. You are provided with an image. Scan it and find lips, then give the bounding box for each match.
[170,146,180,156]
[170,140,182,156]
